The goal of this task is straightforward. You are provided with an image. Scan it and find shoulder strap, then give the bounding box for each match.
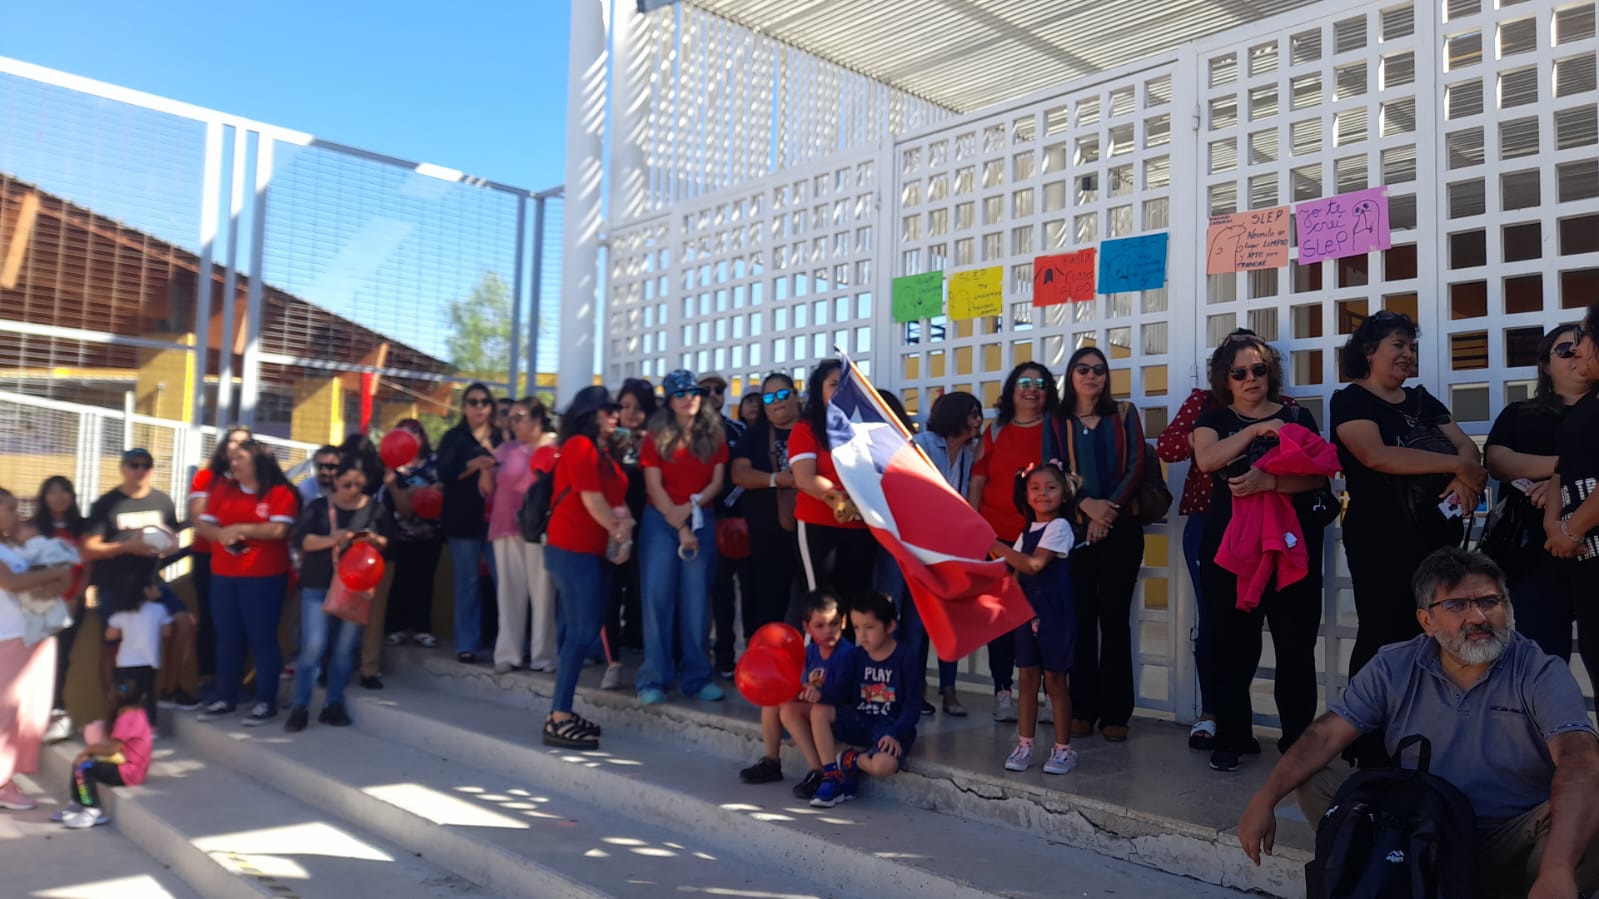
[327,499,340,564]
[1062,418,1078,475]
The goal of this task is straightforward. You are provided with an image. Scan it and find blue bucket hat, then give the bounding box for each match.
[662,369,700,396]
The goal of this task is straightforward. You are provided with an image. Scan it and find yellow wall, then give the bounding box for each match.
[290,377,345,445]
[133,333,196,423]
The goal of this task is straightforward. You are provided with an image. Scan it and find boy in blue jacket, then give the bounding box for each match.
[809,590,922,808]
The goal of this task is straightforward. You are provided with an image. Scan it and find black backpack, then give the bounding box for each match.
[516,464,566,543]
[1306,735,1478,899]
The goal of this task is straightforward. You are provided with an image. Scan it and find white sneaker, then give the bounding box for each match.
[196,701,236,721]
[492,662,515,675]
[240,703,277,727]
[993,690,1018,722]
[44,713,73,744]
[600,662,624,690]
[1037,694,1053,724]
[63,808,109,829]
[50,803,82,823]
[528,659,556,673]
[1004,741,1034,771]
[1043,745,1079,775]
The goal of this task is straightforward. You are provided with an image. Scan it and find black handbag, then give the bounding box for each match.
[1476,490,1536,571]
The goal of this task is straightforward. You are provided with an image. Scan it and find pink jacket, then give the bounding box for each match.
[1213,423,1340,612]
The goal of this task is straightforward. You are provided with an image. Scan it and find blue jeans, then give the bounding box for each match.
[636,506,716,695]
[543,545,611,714]
[212,573,288,708]
[874,548,956,692]
[1183,514,1214,715]
[292,587,362,708]
[448,537,496,654]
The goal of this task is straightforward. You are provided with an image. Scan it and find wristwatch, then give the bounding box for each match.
[768,473,778,489]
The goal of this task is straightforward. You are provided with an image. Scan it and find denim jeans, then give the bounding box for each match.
[212,573,288,708]
[292,587,362,708]
[542,545,611,715]
[636,506,716,695]
[1182,514,1214,715]
[448,538,496,654]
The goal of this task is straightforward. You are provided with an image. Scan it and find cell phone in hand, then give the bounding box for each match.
[1511,478,1536,495]
[1225,456,1252,480]
[1438,493,1464,520]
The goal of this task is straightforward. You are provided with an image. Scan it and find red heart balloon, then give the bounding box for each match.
[734,645,801,707]
[337,542,385,591]
[748,622,806,674]
[410,486,444,520]
[379,429,421,470]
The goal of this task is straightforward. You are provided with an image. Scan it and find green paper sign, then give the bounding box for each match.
[892,271,944,323]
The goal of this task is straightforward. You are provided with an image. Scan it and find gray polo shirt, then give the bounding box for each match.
[1330,632,1598,824]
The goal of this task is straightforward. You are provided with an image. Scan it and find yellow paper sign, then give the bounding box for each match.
[948,267,1004,320]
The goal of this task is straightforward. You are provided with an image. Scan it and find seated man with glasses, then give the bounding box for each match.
[1238,546,1599,898]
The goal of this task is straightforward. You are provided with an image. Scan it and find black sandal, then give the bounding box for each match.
[544,715,599,749]
[570,713,602,737]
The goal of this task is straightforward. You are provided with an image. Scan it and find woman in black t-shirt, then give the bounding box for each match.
[1330,311,1487,680]
[1485,323,1594,672]
[1548,304,1599,570]
[1190,334,1329,773]
[729,373,804,630]
[435,382,503,663]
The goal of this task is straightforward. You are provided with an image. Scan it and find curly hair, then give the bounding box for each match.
[1207,334,1284,405]
[1339,311,1419,380]
[995,363,1059,426]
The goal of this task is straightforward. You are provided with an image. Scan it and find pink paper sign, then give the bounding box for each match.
[1294,189,1391,265]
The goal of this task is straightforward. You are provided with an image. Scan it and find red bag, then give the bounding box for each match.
[715,516,751,559]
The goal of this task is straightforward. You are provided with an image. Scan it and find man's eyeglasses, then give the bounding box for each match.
[670,387,707,399]
[124,461,153,471]
[1553,341,1577,359]
[1073,363,1108,377]
[762,388,793,404]
[1230,363,1271,382]
[317,462,340,471]
[464,397,494,408]
[1426,594,1507,614]
[701,385,725,396]
[1015,376,1047,390]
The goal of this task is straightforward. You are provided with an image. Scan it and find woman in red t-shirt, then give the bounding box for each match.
[541,386,631,750]
[188,426,250,698]
[636,370,728,707]
[789,359,877,604]
[194,441,299,727]
[967,362,1058,722]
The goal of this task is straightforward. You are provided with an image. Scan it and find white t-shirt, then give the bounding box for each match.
[1011,518,1076,557]
[107,602,173,669]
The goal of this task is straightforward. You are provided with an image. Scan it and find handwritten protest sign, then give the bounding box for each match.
[1205,207,1291,274]
[949,267,1004,319]
[1098,233,1168,293]
[891,271,944,323]
[1033,249,1096,305]
[1294,188,1390,265]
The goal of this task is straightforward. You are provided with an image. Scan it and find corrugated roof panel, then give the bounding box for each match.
[688,0,1329,112]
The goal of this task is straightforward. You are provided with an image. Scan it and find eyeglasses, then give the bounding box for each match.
[508,413,528,423]
[317,462,340,471]
[1015,376,1047,390]
[1073,364,1108,377]
[762,388,793,404]
[670,387,707,399]
[124,461,153,471]
[465,397,494,408]
[1553,341,1577,359]
[1230,363,1271,382]
[1426,594,1508,614]
[701,385,725,396]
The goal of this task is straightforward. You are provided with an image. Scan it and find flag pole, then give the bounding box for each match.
[834,348,937,469]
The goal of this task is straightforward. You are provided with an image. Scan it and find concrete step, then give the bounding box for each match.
[3,770,203,899]
[169,704,842,899]
[345,677,1255,899]
[35,735,499,899]
[384,647,1304,897]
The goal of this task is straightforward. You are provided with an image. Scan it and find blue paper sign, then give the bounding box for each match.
[1097,233,1169,293]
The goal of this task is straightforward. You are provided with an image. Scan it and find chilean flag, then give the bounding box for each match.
[826,357,1035,661]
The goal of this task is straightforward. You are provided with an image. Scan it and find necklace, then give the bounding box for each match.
[1231,405,1276,424]
[1010,416,1042,426]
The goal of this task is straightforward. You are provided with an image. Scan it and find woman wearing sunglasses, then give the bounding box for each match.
[1546,308,1599,641]
[968,362,1059,722]
[435,382,503,664]
[636,370,729,706]
[1331,311,1486,744]
[1188,334,1329,772]
[1483,324,1595,677]
[730,373,806,633]
[1042,347,1147,742]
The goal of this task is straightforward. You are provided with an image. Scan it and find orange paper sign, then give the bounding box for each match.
[1033,249,1096,305]
[1205,207,1291,274]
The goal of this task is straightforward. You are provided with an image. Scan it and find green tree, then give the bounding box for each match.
[445,271,514,382]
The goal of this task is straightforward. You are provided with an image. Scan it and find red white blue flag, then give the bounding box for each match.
[826,357,1034,661]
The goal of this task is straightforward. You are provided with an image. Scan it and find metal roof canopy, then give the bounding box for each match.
[688,0,1328,113]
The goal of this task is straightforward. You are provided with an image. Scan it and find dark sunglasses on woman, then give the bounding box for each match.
[464,397,494,407]
[1230,362,1271,381]
[1553,341,1577,359]
[670,388,707,399]
[762,388,793,404]
[1015,376,1047,390]
[1073,363,1108,377]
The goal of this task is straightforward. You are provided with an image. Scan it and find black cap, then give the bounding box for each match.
[562,385,621,420]
[122,448,154,464]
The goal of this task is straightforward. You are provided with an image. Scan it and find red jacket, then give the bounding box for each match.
[1213,423,1340,611]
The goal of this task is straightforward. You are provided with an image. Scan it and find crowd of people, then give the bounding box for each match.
[0,303,1595,894]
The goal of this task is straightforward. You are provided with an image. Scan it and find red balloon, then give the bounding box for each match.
[734,645,801,707]
[379,429,421,470]
[337,542,385,591]
[410,486,444,520]
[748,622,805,674]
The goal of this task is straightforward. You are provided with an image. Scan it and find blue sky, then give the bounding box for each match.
[1,1,570,190]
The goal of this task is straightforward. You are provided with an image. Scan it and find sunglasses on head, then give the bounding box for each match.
[762,388,793,404]
[1230,362,1271,381]
[465,397,494,408]
[1553,341,1577,359]
[1015,376,1047,390]
[1073,363,1108,377]
[671,387,707,399]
